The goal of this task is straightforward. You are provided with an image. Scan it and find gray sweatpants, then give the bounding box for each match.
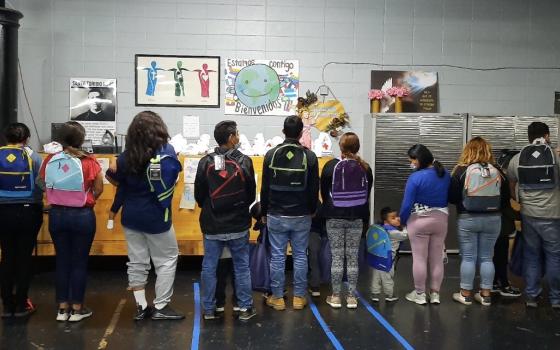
[370,251,397,296]
[124,226,179,308]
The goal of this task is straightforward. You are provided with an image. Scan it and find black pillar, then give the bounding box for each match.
[0,6,23,137]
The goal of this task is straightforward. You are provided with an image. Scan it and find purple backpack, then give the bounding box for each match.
[331,159,369,207]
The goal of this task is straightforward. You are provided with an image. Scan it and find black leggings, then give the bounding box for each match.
[0,204,43,308]
[493,234,510,287]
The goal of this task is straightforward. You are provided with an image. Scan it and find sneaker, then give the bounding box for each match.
[1,304,14,318]
[429,292,440,305]
[491,283,501,293]
[151,305,185,320]
[346,296,358,309]
[215,305,225,313]
[526,296,538,308]
[474,292,492,306]
[552,303,560,310]
[134,305,153,321]
[309,287,321,297]
[385,295,399,302]
[68,307,93,322]
[232,304,241,313]
[56,308,70,322]
[238,307,257,321]
[266,296,286,311]
[293,296,307,310]
[452,292,473,305]
[370,294,381,302]
[500,286,522,298]
[405,291,427,305]
[326,295,342,309]
[203,310,222,320]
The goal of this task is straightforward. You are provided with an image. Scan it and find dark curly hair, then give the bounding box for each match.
[125,111,170,175]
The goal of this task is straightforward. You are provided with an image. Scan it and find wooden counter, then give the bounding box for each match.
[36,155,331,256]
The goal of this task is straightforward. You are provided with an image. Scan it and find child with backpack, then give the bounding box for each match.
[38,121,104,322]
[0,123,44,318]
[320,132,373,309]
[370,207,408,303]
[449,137,506,306]
[195,120,257,321]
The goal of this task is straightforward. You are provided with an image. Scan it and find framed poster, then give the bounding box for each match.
[70,77,117,145]
[224,59,299,116]
[371,71,439,113]
[135,54,220,108]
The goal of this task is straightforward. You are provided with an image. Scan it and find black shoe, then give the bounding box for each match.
[134,305,153,321]
[151,305,185,320]
[526,296,538,308]
[215,305,225,313]
[500,286,522,298]
[238,307,256,321]
[203,310,222,320]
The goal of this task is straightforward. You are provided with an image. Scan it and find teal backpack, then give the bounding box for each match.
[366,225,393,272]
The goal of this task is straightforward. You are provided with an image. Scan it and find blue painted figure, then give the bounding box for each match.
[144,61,164,96]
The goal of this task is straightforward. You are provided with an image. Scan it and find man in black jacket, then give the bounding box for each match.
[195,120,257,321]
[261,115,319,311]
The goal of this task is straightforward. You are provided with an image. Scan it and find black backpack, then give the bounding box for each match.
[268,144,308,191]
[206,151,247,212]
[518,140,557,190]
[497,149,520,171]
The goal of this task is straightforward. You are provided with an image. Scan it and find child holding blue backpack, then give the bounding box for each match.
[370,207,408,302]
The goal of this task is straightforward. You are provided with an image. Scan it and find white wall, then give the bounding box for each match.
[11,0,560,147]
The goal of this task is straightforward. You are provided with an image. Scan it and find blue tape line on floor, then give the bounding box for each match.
[309,299,345,350]
[354,290,414,350]
[191,282,201,350]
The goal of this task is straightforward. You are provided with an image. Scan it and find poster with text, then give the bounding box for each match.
[224,59,299,116]
[70,78,117,145]
[371,71,439,113]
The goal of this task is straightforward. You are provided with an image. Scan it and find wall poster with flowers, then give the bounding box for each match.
[370,71,439,113]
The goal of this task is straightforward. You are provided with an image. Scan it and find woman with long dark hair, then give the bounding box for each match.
[400,144,450,305]
[106,111,184,321]
[321,132,373,309]
[39,121,103,322]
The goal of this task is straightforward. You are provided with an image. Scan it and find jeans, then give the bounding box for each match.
[521,215,560,304]
[49,206,96,304]
[268,215,311,298]
[124,226,179,308]
[457,214,501,290]
[201,233,252,312]
[0,204,43,308]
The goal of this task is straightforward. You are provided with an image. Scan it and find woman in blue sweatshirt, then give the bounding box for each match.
[400,144,450,305]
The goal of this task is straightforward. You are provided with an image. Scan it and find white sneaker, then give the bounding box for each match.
[405,291,427,305]
[452,292,473,305]
[429,292,440,304]
[68,307,93,322]
[56,308,69,322]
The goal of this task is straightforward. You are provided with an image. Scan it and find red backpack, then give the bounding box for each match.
[206,152,247,212]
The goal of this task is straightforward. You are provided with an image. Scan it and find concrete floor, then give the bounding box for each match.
[1,256,559,350]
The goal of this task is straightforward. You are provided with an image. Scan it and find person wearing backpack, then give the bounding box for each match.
[449,137,507,306]
[38,122,104,322]
[105,111,184,321]
[400,144,450,305]
[261,115,319,311]
[507,122,560,309]
[195,120,257,321]
[0,123,43,318]
[320,132,373,309]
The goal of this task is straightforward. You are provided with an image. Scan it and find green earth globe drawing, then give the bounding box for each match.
[234,64,281,108]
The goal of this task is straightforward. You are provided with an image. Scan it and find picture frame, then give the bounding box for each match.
[135,54,220,108]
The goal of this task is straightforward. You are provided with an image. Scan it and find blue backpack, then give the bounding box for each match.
[0,146,34,198]
[366,225,393,272]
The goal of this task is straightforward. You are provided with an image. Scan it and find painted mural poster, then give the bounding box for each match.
[69,78,117,145]
[371,71,439,113]
[135,55,220,107]
[224,59,299,116]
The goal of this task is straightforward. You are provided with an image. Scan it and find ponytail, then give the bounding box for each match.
[342,152,369,171]
[433,160,446,178]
